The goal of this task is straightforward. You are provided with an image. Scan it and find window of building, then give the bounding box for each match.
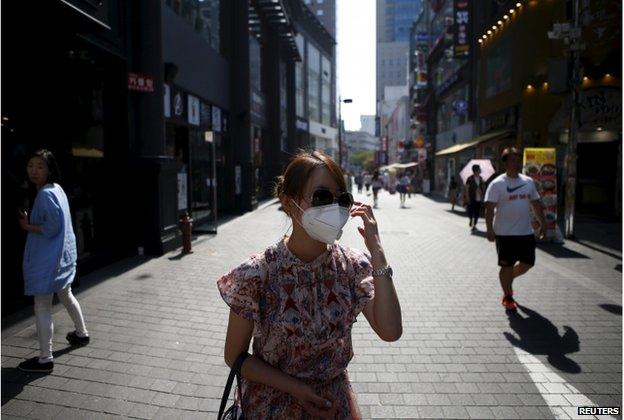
[321,55,331,125]
[295,35,306,117]
[317,0,324,3]
[307,43,321,122]
[250,35,261,90]
[317,9,324,16]
[436,84,469,133]
[165,0,220,51]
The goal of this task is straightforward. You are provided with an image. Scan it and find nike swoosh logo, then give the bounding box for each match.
[506,184,526,193]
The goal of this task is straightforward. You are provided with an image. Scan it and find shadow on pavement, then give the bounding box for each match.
[423,193,450,204]
[470,229,487,238]
[168,251,193,261]
[1,257,153,334]
[599,304,622,316]
[1,346,81,405]
[504,305,581,374]
[536,243,590,259]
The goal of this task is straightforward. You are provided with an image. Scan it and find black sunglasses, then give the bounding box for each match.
[310,189,354,208]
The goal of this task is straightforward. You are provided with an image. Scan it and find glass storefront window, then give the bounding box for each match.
[432,57,462,89]
[436,84,469,133]
[430,0,453,44]
[250,35,261,90]
[166,0,220,51]
[296,62,305,117]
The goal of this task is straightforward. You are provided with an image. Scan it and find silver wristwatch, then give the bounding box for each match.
[371,265,393,278]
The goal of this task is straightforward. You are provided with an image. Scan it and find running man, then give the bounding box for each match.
[485,147,546,311]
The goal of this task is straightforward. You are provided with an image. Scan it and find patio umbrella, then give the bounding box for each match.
[459,159,496,184]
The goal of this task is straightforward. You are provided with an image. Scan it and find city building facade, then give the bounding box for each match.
[360,115,377,136]
[1,0,334,315]
[376,0,422,103]
[302,0,336,38]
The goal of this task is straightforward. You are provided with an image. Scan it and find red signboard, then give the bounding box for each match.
[127,73,154,92]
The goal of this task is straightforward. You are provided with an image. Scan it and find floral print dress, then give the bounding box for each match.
[217,238,375,419]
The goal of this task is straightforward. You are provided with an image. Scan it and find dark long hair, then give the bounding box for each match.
[28,149,61,184]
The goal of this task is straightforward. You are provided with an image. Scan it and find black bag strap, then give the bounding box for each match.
[218,352,250,420]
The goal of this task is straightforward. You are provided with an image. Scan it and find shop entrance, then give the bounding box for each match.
[576,140,621,220]
[167,123,217,230]
[2,33,128,314]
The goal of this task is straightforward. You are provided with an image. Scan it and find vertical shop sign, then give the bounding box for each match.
[164,84,171,118]
[523,148,558,240]
[212,106,222,133]
[187,95,200,126]
[454,0,470,57]
[173,91,185,118]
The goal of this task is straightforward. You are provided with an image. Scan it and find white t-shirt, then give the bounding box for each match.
[484,173,540,236]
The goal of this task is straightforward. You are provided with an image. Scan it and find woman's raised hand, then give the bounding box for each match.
[350,202,381,253]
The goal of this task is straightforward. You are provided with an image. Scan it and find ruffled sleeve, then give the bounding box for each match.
[217,254,266,324]
[348,248,375,318]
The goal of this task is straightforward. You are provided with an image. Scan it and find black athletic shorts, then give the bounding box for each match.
[495,235,536,267]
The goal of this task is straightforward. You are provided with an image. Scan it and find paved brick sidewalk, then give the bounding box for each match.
[2,191,621,419]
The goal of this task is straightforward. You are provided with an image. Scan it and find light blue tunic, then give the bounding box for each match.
[23,184,77,296]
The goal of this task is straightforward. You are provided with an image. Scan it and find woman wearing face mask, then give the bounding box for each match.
[17,149,90,374]
[217,150,402,419]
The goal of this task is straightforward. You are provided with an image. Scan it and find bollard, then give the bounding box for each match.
[179,213,194,254]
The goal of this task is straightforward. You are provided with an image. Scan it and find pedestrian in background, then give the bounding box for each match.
[448,175,458,211]
[18,149,90,374]
[344,171,353,193]
[363,172,372,196]
[371,169,384,208]
[217,150,402,418]
[463,164,486,232]
[485,147,546,311]
[397,172,410,208]
[355,172,363,194]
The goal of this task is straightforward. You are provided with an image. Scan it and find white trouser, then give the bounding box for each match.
[33,285,88,363]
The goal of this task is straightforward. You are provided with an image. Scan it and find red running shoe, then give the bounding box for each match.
[501,295,518,310]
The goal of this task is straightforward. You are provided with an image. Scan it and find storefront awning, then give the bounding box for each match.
[435,129,512,156]
[380,162,419,171]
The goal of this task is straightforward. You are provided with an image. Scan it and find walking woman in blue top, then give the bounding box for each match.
[18,149,90,373]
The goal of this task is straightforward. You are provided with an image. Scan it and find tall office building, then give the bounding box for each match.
[302,0,336,37]
[376,0,422,102]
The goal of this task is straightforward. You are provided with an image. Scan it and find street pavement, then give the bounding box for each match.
[2,189,622,419]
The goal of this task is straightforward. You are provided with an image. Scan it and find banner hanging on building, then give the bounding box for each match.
[454,0,470,57]
[523,148,558,241]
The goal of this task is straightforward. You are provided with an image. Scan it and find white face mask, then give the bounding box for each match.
[292,200,351,244]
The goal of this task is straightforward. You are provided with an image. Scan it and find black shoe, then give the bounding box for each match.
[66,331,90,346]
[18,357,53,374]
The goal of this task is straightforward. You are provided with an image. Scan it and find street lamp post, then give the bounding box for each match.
[338,96,353,170]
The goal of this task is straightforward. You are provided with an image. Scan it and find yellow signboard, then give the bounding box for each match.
[523,148,558,240]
